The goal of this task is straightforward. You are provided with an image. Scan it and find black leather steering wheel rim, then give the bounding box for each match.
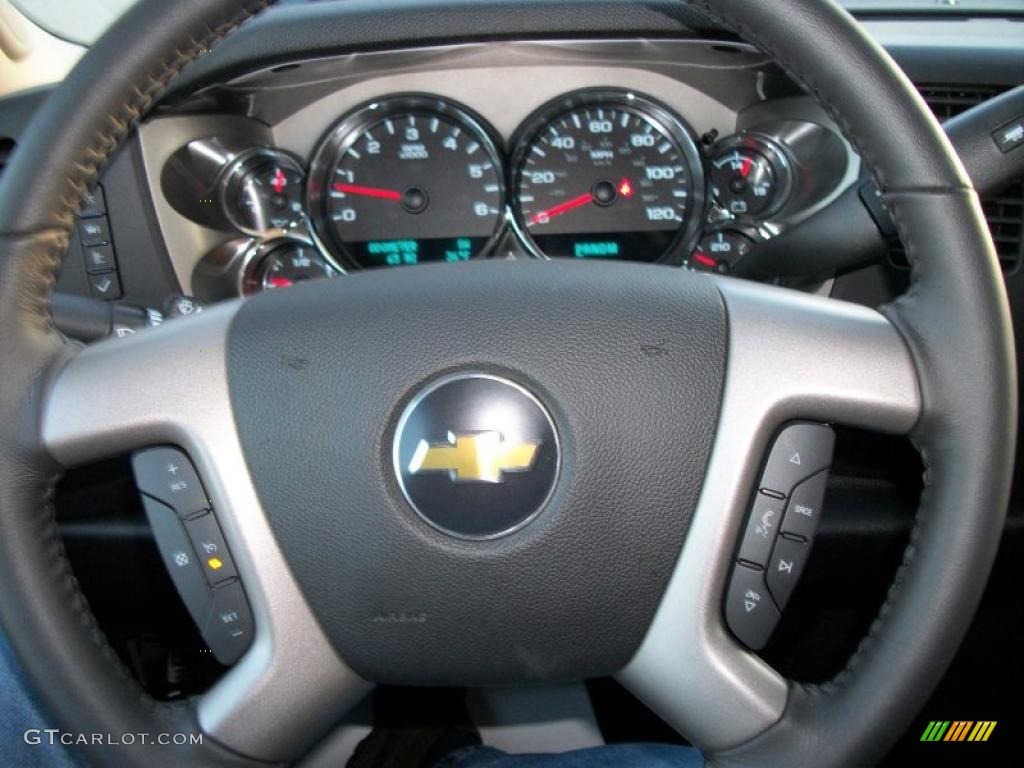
[0,1,1014,767]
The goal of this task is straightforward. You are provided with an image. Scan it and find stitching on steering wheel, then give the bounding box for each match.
[49,0,274,237]
[686,0,962,708]
[24,0,276,715]
[687,0,970,199]
[15,0,981,748]
[686,0,887,189]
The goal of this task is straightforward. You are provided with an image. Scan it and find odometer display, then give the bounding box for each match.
[511,92,705,262]
[309,98,505,269]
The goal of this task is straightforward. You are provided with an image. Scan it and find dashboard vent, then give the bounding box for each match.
[889,84,1022,273]
[0,137,15,181]
[917,84,1006,120]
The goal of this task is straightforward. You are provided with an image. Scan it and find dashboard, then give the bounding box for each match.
[137,39,854,300]
[0,3,1019,762]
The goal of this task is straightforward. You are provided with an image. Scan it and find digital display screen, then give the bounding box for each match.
[354,238,483,268]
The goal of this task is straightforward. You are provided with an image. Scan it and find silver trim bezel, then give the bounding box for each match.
[218,147,310,238]
[41,304,371,762]
[616,276,921,751]
[39,271,920,757]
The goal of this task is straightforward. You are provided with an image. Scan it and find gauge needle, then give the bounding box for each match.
[333,182,403,201]
[740,158,753,178]
[692,252,717,268]
[528,192,594,226]
[272,167,287,194]
[269,277,293,288]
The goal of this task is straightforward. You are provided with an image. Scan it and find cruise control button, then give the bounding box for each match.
[132,447,211,518]
[760,423,834,497]
[737,492,785,567]
[767,535,811,611]
[202,581,254,665]
[781,470,828,541]
[140,495,210,626]
[185,513,237,585]
[725,563,780,651]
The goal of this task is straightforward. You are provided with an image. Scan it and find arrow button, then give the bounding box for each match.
[760,423,834,497]
[725,563,780,651]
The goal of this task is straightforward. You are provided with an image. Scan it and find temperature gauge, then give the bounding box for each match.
[710,136,792,220]
[223,150,307,236]
[689,230,754,273]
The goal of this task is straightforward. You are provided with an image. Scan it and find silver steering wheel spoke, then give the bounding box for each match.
[40,303,371,762]
[617,276,921,752]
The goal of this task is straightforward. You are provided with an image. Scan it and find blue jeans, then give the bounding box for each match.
[0,634,79,767]
[437,744,705,767]
[5,628,702,768]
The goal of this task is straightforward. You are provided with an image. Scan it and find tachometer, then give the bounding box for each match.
[510,91,705,262]
[309,97,505,269]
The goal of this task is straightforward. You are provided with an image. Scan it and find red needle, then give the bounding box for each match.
[272,167,287,194]
[269,277,293,288]
[333,182,402,201]
[529,192,594,226]
[740,158,753,178]
[692,253,717,268]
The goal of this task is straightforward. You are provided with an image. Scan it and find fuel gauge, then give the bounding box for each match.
[255,241,335,291]
[238,239,337,294]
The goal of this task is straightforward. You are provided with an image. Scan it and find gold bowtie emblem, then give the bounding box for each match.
[409,431,540,483]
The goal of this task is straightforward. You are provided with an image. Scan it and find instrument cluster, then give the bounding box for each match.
[166,88,817,296]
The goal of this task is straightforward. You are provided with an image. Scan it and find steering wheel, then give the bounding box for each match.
[0,0,1014,766]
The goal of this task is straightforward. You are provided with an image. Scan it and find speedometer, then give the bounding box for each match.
[308,97,505,269]
[510,91,705,262]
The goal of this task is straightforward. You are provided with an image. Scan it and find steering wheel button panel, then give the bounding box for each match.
[134,446,254,664]
[132,446,211,518]
[139,495,211,628]
[202,581,254,666]
[759,423,835,497]
[185,513,239,586]
[724,563,781,651]
[766,535,811,611]
[780,469,829,541]
[737,492,785,568]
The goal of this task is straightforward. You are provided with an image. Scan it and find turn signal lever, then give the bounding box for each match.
[51,293,204,342]
[735,85,1024,280]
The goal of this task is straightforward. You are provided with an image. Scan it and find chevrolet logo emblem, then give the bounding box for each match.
[409,431,541,483]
